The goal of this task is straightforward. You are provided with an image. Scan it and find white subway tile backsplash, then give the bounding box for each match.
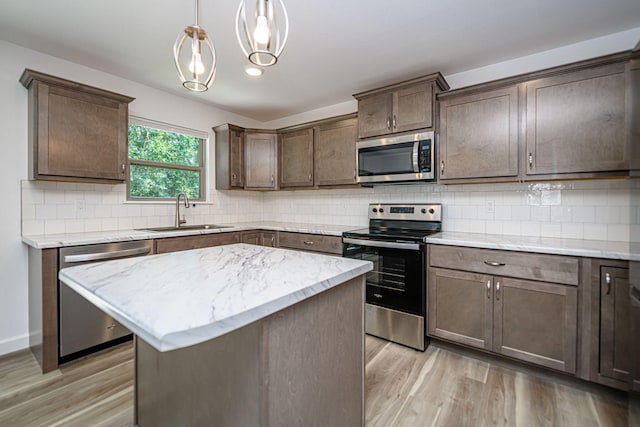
[20,179,635,243]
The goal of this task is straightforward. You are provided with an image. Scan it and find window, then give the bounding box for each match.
[127,118,207,201]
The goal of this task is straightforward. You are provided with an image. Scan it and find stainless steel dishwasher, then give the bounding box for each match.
[59,240,154,361]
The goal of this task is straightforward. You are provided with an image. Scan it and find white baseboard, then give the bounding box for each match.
[0,333,30,357]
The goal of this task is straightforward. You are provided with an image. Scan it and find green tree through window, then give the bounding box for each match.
[128,121,205,200]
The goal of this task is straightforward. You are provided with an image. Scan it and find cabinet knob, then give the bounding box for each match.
[486,280,491,299]
[605,272,612,295]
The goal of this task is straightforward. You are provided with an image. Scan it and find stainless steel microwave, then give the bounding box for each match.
[357,131,434,184]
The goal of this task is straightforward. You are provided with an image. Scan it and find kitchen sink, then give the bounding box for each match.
[138,224,233,232]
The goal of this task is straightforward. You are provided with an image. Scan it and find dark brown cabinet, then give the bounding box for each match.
[155,232,240,254]
[599,266,631,383]
[245,132,278,190]
[428,245,578,374]
[241,230,278,247]
[438,85,519,182]
[354,74,449,139]
[20,69,134,183]
[214,124,245,189]
[314,117,358,186]
[525,62,629,177]
[279,127,314,188]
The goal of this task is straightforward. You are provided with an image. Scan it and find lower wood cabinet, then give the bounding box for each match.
[428,245,578,374]
[155,232,240,254]
[241,230,278,247]
[278,232,342,255]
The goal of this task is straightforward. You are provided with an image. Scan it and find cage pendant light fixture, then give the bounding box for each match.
[235,0,289,67]
[173,0,216,92]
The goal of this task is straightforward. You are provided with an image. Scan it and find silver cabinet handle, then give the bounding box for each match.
[486,280,491,299]
[386,118,391,130]
[308,173,312,182]
[107,324,117,330]
[484,261,506,267]
[121,163,125,174]
[232,173,236,183]
[392,115,397,129]
[528,153,533,168]
[440,160,445,175]
[605,272,612,295]
[303,241,314,245]
[496,281,501,300]
[271,175,274,184]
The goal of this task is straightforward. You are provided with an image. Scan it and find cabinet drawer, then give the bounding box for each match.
[155,232,240,254]
[278,232,342,255]
[429,245,579,286]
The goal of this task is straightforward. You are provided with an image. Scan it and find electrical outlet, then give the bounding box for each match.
[75,200,85,213]
[486,200,495,214]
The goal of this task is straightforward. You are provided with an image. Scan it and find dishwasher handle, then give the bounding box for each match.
[63,247,151,264]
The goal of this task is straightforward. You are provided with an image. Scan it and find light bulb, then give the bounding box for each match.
[189,52,205,75]
[253,15,270,44]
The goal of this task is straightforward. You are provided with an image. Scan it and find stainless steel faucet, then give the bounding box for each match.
[175,193,190,228]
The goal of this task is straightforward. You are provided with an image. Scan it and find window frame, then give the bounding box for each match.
[126,116,208,202]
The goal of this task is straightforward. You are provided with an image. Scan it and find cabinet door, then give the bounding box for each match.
[427,268,493,351]
[261,231,278,247]
[525,62,628,176]
[439,85,519,180]
[245,132,277,189]
[394,82,433,133]
[36,84,128,182]
[230,128,244,188]
[357,92,393,139]
[493,277,577,373]
[241,231,262,246]
[315,118,358,186]
[600,267,631,383]
[279,128,314,188]
[155,232,240,253]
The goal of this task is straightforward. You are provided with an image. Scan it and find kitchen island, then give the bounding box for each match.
[59,243,372,426]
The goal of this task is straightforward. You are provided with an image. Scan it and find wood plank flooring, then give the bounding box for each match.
[0,337,632,426]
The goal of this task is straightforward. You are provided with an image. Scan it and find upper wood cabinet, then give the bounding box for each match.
[525,61,630,178]
[438,85,519,182]
[314,117,358,186]
[20,69,134,183]
[245,131,278,190]
[279,127,314,188]
[214,124,244,190]
[354,73,449,139]
[435,51,636,183]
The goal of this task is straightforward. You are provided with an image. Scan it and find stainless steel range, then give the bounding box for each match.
[342,203,442,351]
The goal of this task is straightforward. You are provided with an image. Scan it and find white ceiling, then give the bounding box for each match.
[1,0,639,122]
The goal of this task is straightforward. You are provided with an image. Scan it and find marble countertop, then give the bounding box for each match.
[425,232,638,261]
[59,243,372,352]
[22,221,358,249]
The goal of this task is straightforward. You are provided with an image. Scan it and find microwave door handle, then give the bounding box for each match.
[412,141,420,173]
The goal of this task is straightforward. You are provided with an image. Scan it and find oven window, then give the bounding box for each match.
[358,142,414,176]
[344,243,424,315]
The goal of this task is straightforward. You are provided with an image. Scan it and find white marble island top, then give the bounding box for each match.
[59,243,372,352]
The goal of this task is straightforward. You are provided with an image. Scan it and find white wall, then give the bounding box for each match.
[2,27,639,356]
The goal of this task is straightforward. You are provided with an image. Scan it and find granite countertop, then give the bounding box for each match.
[58,243,372,352]
[426,231,638,261]
[22,221,358,249]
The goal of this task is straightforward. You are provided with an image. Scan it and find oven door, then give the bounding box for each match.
[343,238,425,316]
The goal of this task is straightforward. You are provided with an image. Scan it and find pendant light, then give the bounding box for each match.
[173,0,216,92]
[235,0,289,67]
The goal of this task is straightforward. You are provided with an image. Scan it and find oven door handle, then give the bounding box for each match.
[412,141,420,173]
[343,238,422,251]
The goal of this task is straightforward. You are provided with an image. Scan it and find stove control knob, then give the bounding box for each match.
[379,208,384,213]
[428,208,435,214]
[372,208,378,213]
[421,208,427,214]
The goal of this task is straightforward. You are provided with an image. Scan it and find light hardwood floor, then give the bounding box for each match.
[0,337,633,426]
